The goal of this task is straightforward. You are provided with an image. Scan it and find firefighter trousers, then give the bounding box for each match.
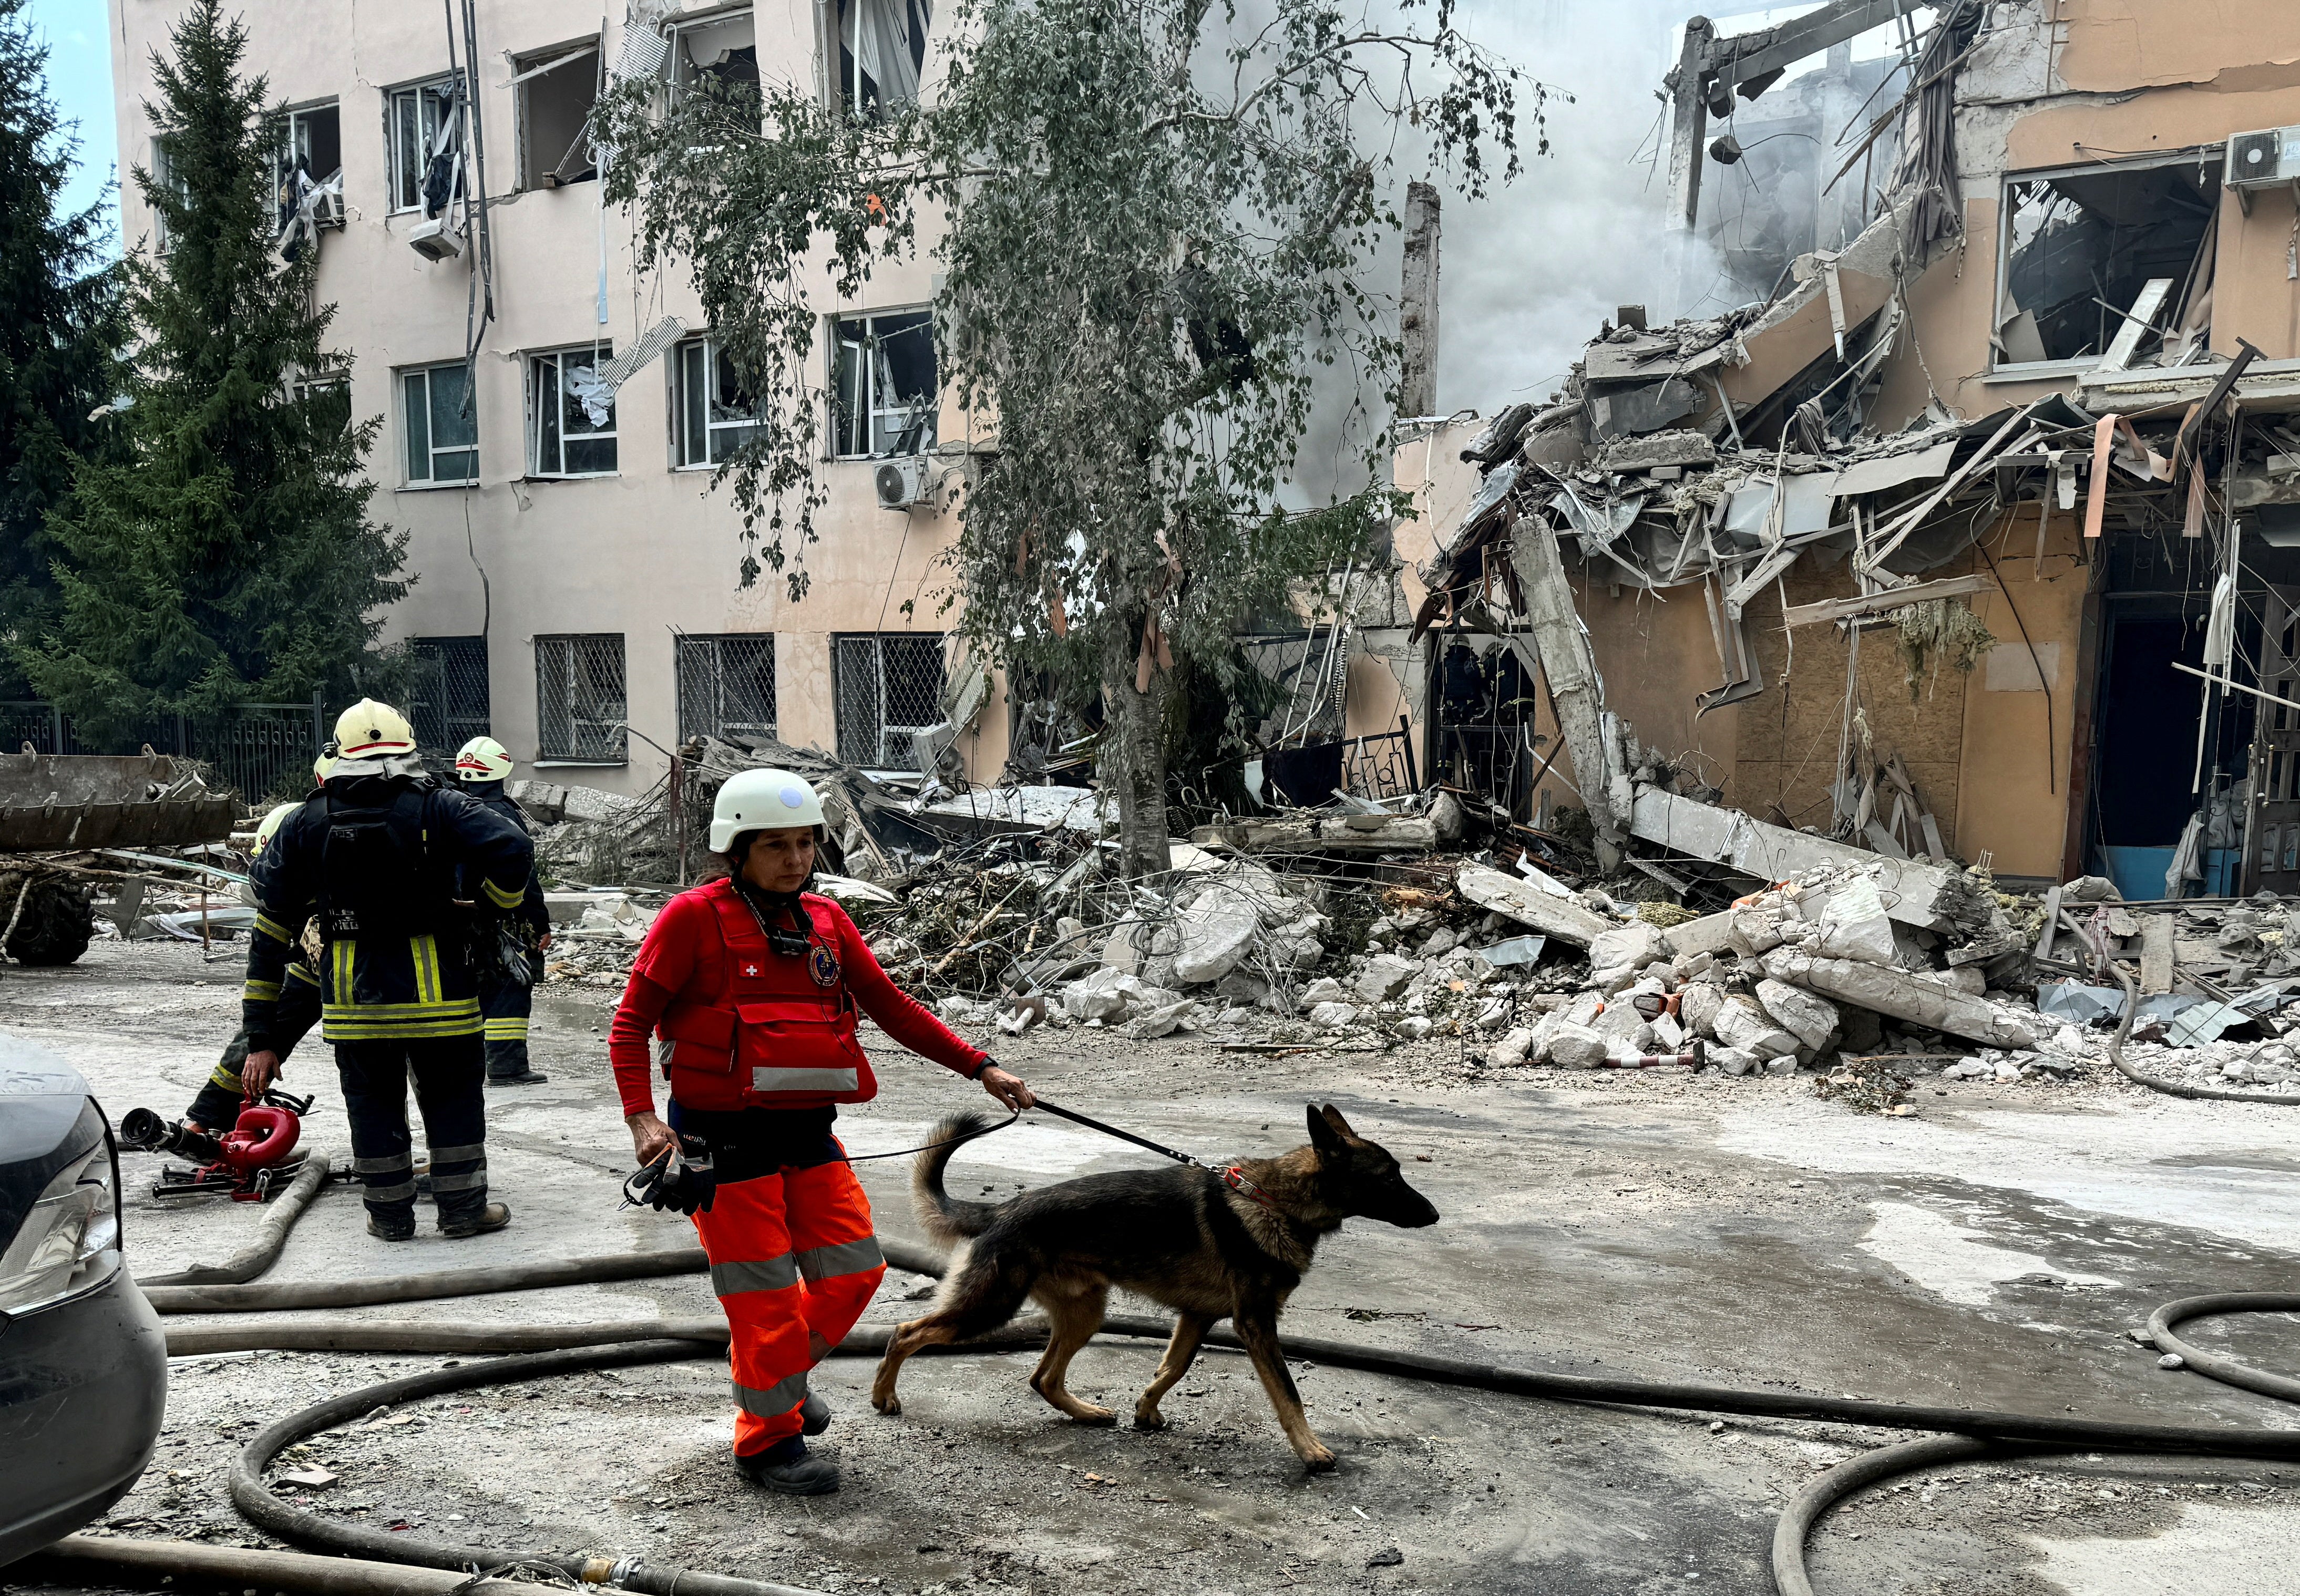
[478,951,536,1080]
[335,1035,489,1225]
[694,1155,886,1456]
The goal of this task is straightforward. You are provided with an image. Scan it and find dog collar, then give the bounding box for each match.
[1222,1165,1283,1213]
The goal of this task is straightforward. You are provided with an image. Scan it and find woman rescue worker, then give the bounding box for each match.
[608,767,1034,1496]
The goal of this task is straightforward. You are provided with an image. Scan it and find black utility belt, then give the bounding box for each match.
[668,1103,843,1181]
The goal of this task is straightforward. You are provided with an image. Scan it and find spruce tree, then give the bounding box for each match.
[0,0,125,698]
[19,0,406,747]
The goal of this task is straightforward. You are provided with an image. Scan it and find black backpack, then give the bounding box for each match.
[317,780,443,939]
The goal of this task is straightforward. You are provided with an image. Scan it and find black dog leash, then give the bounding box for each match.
[1031,1098,1206,1169]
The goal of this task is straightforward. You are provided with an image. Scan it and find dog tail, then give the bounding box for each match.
[911,1111,1001,1248]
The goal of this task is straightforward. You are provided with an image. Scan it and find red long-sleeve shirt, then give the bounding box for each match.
[608,885,989,1119]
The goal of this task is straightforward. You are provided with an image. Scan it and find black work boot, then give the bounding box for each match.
[801,1391,832,1436]
[439,1201,511,1238]
[736,1437,839,1496]
[486,1069,550,1086]
[367,1209,416,1242]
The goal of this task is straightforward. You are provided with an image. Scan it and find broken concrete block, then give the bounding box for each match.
[1130,1000,1194,1039]
[1543,1024,1609,1069]
[1172,898,1259,984]
[1308,1001,1361,1033]
[1063,967,1135,1022]
[1595,428,1717,472]
[559,784,631,824]
[1628,787,1959,931]
[1455,866,1611,948]
[1713,997,1799,1059]
[1395,1015,1434,1042]
[1356,953,1421,1003]
[1475,998,1514,1034]
[1589,920,1668,975]
[1763,1054,1799,1076]
[507,779,567,822]
[1760,949,2041,1050]
[1214,969,1271,1006]
[1710,1045,1758,1076]
[1660,910,1738,961]
[1756,979,1840,1052]
[1728,905,1788,956]
[1811,878,1899,965]
[1679,982,1725,1042]
[1487,1026,1537,1067]
[1300,976,1347,1006]
[1594,998,1649,1044]
[1562,991,1606,1029]
[1651,1011,1685,1049]
[1101,931,1142,974]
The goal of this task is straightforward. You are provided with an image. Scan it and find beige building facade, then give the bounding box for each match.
[106,0,1001,800]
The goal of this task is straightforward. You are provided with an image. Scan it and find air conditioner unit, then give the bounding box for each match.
[874,455,930,509]
[407,213,465,262]
[2229,126,2300,189]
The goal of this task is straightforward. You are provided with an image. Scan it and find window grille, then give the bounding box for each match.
[677,634,777,745]
[401,362,478,484]
[528,346,618,477]
[830,310,936,457]
[536,634,628,763]
[833,633,945,768]
[674,336,766,467]
[407,635,492,757]
[388,79,461,214]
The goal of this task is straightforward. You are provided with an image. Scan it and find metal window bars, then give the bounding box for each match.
[406,636,492,759]
[0,697,328,804]
[535,634,628,763]
[676,634,777,746]
[833,632,946,769]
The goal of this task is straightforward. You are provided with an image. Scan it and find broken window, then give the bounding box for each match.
[388,79,463,214]
[669,8,759,100]
[836,0,932,120]
[407,635,491,757]
[526,346,618,478]
[834,632,946,768]
[271,102,342,234]
[674,335,765,466]
[1995,156,2222,368]
[677,634,777,744]
[515,39,599,188]
[831,310,936,457]
[535,634,628,763]
[292,373,351,437]
[400,361,478,486]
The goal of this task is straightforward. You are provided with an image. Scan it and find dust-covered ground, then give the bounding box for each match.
[8,939,2300,1595]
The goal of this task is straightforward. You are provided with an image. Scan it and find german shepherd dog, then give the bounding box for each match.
[869,1103,1439,1470]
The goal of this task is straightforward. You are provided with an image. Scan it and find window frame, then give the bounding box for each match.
[833,630,947,769]
[386,76,463,216]
[676,633,778,745]
[525,344,620,480]
[1991,149,2223,375]
[407,634,492,757]
[533,633,629,766]
[829,307,938,460]
[149,136,188,253]
[665,5,759,106]
[272,99,343,227]
[513,36,601,190]
[291,371,352,438]
[398,360,479,489]
[673,334,767,469]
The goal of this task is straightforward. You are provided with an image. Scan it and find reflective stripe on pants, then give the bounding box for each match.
[693,1151,885,1457]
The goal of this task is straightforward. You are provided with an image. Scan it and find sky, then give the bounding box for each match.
[25,0,117,237]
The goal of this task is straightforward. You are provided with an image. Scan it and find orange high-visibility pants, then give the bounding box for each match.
[692,1154,887,1456]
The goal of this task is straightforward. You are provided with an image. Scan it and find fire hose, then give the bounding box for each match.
[47,1171,2300,1596]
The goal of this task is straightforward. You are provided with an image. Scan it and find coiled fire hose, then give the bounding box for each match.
[45,1169,2300,1595]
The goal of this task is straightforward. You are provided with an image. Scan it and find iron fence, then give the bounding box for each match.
[833,632,946,769]
[0,695,328,803]
[677,633,777,746]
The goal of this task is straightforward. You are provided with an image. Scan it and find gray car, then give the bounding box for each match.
[0,1031,167,1565]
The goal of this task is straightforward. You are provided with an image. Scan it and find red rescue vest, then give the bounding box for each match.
[652,881,879,1111]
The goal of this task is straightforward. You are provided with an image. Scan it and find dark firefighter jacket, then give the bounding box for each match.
[242,774,534,1048]
[456,778,551,940]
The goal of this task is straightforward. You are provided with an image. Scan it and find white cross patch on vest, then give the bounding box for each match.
[744,964,759,977]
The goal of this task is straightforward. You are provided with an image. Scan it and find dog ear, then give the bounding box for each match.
[1308,1103,1356,1152]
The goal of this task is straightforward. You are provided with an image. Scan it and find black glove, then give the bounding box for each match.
[621,1136,716,1216]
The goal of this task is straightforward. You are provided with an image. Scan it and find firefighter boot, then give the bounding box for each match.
[736,1436,839,1496]
[440,1201,512,1239]
[802,1391,831,1436]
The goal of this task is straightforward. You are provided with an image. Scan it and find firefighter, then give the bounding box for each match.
[455,735,553,1086]
[240,700,535,1241]
[181,749,338,1134]
[608,768,1033,1496]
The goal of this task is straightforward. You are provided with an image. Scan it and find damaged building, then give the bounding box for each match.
[1379,0,2300,906]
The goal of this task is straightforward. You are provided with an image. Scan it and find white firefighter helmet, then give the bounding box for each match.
[710,768,825,852]
[252,801,297,857]
[312,745,338,784]
[333,698,415,758]
[455,735,514,782]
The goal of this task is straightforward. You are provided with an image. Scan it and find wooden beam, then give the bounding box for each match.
[1780,572,1995,629]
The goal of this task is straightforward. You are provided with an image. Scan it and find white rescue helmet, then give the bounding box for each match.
[333,698,415,758]
[710,768,825,853]
[312,746,338,784]
[455,735,514,782]
[252,801,297,857]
